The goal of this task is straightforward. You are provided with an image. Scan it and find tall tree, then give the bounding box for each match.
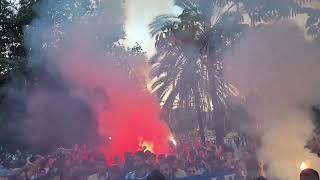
[0,0,38,84]
[0,0,39,150]
[149,0,244,144]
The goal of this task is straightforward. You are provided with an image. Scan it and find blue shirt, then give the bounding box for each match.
[125,171,148,180]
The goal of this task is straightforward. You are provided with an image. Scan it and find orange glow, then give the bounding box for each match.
[300,161,308,171]
[140,141,154,153]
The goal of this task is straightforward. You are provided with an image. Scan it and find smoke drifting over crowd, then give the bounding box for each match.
[224,22,320,180]
[2,0,320,178]
[18,0,171,159]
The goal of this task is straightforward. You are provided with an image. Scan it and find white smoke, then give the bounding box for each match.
[224,21,320,180]
[18,0,172,158]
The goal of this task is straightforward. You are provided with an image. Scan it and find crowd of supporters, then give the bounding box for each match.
[2,130,315,180]
[0,133,271,180]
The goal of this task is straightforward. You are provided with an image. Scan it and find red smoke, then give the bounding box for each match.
[58,46,171,163]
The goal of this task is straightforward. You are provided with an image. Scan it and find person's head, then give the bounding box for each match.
[158,154,166,164]
[145,151,152,158]
[96,162,107,174]
[198,149,206,159]
[62,154,74,169]
[29,155,45,166]
[300,169,320,180]
[114,156,121,164]
[146,170,165,180]
[94,156,107,173]
[46,157,56,168]
[109,166,122,180]
[124,152,133,164]
[242,150,251,160]
[224,148,234,160]
[226,152,233,159]
[0,155,4,165]
[237,160,246,170]
[149,154,156,162]
[185,163,197,177]
[159,162,173,179]
[124,152,131,159]
[166,156,179,171]
[254,177,268,180]
[134,151,146,170]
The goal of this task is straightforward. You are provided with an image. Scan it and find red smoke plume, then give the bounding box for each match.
[58,46,171,162]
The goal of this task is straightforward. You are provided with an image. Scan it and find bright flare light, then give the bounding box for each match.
[300,161,308,171]
[170,136,177,146]
[141,141,154,153]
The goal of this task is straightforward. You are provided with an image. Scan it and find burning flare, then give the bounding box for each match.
[170,136,177,146]
[300,161,308,171]
[140,141,154,153]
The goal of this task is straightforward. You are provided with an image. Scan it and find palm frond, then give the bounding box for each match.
[174,0,198,11]
[149,14,180,37]
[300,7,320,41]
[239,0,315,26]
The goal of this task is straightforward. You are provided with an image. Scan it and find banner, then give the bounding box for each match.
[179,171,236,180]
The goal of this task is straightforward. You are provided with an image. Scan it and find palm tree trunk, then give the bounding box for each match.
[207,46,226,146]
[196,108,206,146]
[209,70,226,146]
[195,94,206,146]
[214,105,225,146]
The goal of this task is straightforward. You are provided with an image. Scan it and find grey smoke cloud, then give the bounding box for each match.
[8,0,131,151]
[12,0,170,159]
[224,21,320,179]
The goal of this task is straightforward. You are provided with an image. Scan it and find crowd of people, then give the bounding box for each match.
[0,135,318,180]
[0,133,269,180]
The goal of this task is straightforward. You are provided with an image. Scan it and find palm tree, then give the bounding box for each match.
[149,0,244,144]
[149,0,317,145]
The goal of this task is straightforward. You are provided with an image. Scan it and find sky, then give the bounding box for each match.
[124,0,180,57]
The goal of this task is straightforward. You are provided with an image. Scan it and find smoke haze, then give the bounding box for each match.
[9,0,171,159]
[224,21,320,179]
[3,0,320,176]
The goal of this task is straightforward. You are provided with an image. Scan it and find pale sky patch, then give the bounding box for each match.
[124,0,179,57]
